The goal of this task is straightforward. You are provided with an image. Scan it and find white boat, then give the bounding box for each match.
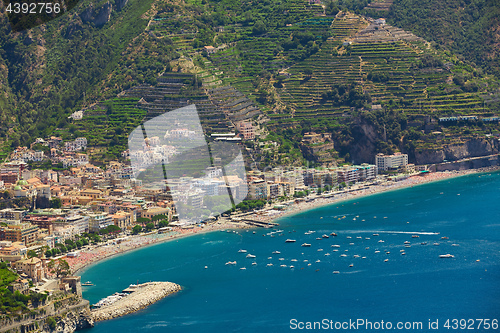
[240,267,246,270]
[272,251,281,254]
[433,243,440,246]
[280,264,287,267]
[373,233,379,236]
[412,235,419,238]
[82,281,94,286]
[279,258,285,261]
[225,261,237,265]
[301,243,311,247]
[346,236,352,239]
[333,271,340,274]
[374,250,380,253]
[353,255,360,258]
[404,241,410,244]
[325,253,330,256]
[330,232,337,236]
[322,234,329,239]
[317,249,323,252]
[356,236,362,239]
[267,257,272,259]
[246,254,256,258]
[315,260,321,263]
[266,263,273,267]
[401,252,406,255]
[238,249,247,253]
[252,262,257,265]
[285,239,296,243]
[349,243,354,245]
[378,240,384,243]
[349,264,354,267]
[384,259,389,262]
[290,265,295,268]
[291,259,298,262]
[305,230,314,235]
[333,249,338,252]
[439,254,455,258]
[340,254,347,257]
[332,245,340,248]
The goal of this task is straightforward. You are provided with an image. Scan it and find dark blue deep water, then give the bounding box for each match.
[81,172,500,332]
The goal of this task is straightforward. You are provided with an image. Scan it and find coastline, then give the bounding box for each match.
[67,166,499,276]
[68,220,249,275]
[242,166,500,224]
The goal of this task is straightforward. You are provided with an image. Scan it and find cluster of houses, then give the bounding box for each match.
[246,152,420,200]
[10,136,89,167]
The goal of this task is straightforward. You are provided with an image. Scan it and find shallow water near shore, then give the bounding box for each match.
[81,172,500,332]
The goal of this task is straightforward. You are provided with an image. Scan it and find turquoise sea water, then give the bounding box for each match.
[81,172,500,332]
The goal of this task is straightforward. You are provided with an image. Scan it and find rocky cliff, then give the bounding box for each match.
[41,308,94,333]
[415,138,499,165]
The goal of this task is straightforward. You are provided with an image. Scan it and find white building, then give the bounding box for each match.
[87,213,114,233]
[375,152,408,171]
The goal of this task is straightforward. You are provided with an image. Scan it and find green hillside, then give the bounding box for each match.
[0,0,499,166]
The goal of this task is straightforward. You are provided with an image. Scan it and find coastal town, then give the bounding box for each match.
[0,131,498,333]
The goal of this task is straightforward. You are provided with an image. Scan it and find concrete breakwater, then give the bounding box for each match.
[91,282,182,321]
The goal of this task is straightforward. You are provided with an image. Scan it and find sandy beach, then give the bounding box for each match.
[66,167,499,276]
[67,220,248,275]
[243,167,500,224]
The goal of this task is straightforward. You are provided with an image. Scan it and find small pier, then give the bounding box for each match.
[238,218,279,228]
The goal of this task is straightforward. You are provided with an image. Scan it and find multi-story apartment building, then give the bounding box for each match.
[1,223,39,247]
[88,213,114,233]
[236,121,255,140]
[112,211,134,230]
[375,152,408,171]
[248,179,268,200]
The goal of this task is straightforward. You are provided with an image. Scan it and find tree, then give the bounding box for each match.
[132,225,142,235]
[252,20,267,35]
[145,223,154,231]
[151,214,168,222]
[27,250,37,258]
[47,259,71,278]
[45,250,53,258]
[50,198,62,208]
[136,217,151,224]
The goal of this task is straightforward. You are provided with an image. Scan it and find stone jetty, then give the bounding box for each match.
[91,282,182,321]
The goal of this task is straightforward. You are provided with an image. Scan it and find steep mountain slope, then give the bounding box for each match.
[0,0,499,167]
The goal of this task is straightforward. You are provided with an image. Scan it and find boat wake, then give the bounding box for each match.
[369,231,439,236]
